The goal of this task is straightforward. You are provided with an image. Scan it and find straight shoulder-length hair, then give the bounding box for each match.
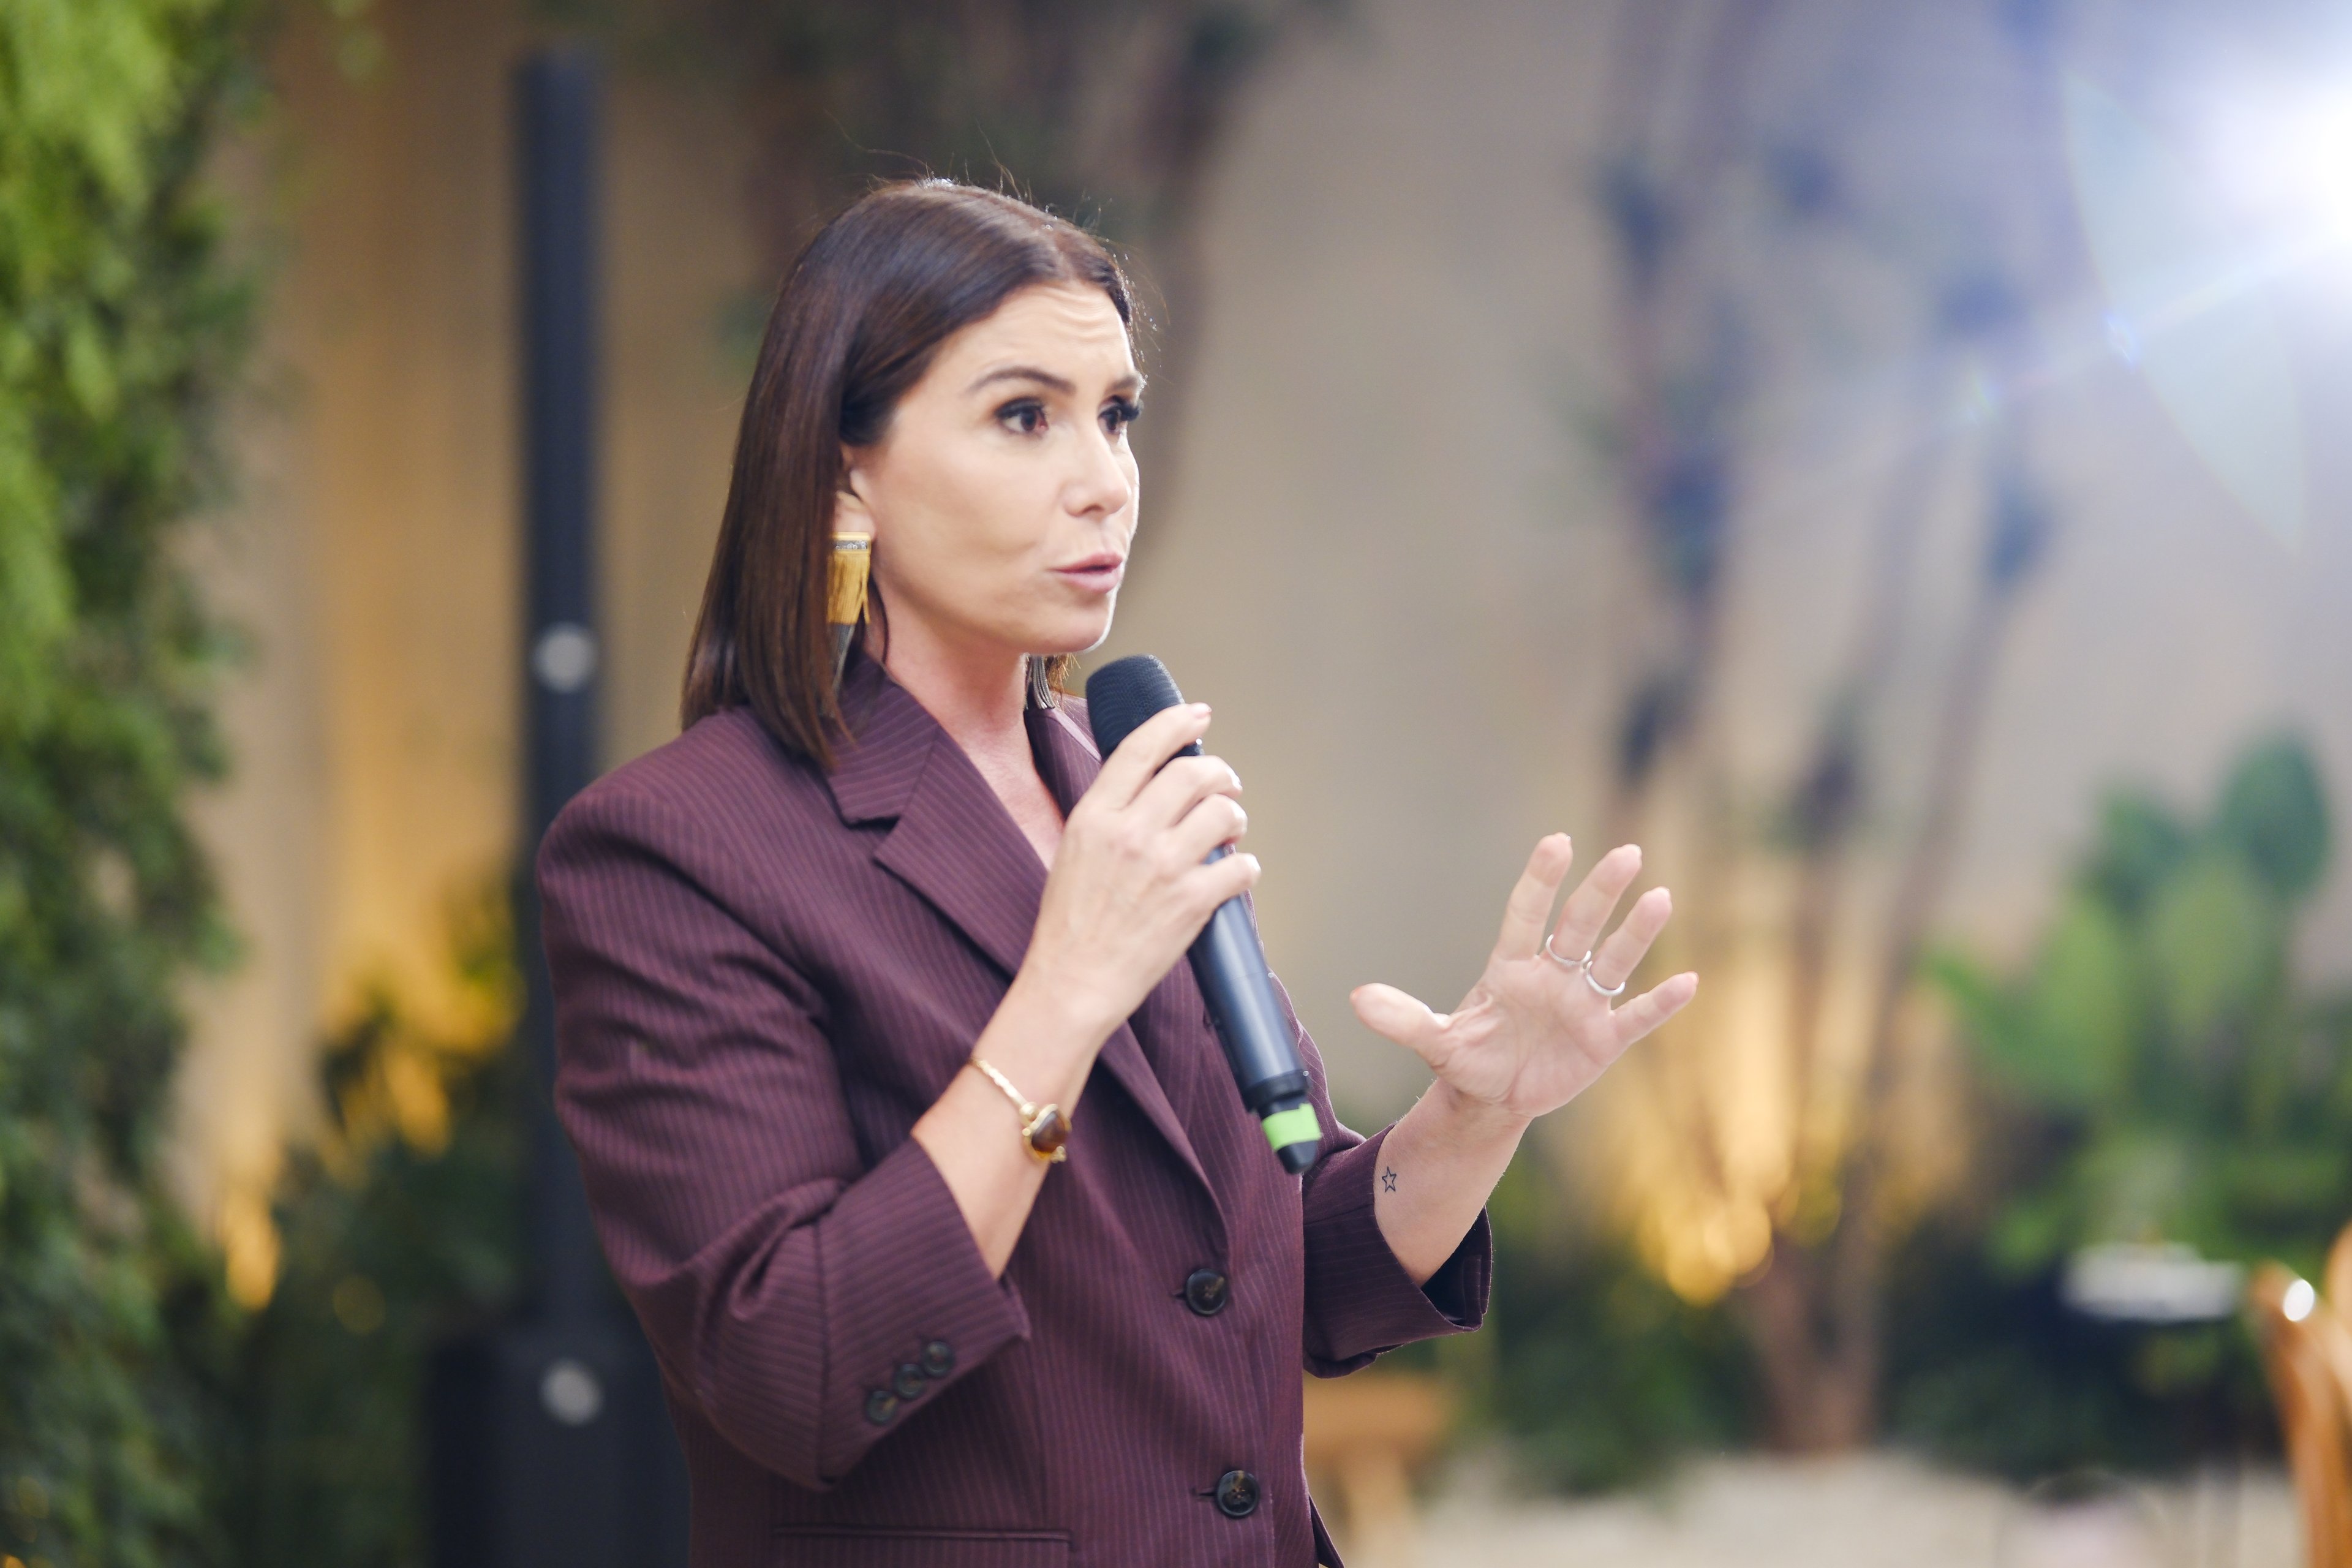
[680,180,1134,767]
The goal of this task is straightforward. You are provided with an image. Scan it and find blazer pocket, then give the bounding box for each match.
[769,1526,1070,1567]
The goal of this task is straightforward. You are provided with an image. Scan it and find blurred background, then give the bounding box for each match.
[10,0,2352,1564]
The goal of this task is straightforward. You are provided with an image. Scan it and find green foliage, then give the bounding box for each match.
[0,2,263,1564]
[1896,733,2352,1477]
[1933,732,2352,1278]
[216,888,523,1568]
[2214,736,2329,900]
[1448,1150,1756,1493]
[1883,1220,2267,1482]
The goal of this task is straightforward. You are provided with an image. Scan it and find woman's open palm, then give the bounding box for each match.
[1349,835,1697,1123]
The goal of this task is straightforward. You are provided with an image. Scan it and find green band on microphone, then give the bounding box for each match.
[1261,1104,1322,1155]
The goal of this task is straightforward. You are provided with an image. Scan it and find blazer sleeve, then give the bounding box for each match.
[1278,976,1493,1376]
[537,785,1030,1491]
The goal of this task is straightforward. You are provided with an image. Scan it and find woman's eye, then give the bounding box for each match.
[1102,398,1141,435]
[998,399,1047,435]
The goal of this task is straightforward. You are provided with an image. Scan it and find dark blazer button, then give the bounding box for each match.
[1183,1268,1230,1317]
[1215,1469,1260,1518]
[864,1389,899,1426]
[919,1339,955,1379]
[892,1363,927,1400]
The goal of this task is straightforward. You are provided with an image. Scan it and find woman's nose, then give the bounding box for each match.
[1066,426,1134,518]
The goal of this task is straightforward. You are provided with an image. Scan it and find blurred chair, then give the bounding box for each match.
[2325,1225,2352,1329]
[2250,1251,2352,1568]
[1302,1371,1451,1568]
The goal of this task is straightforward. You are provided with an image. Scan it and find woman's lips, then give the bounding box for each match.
[1053,555,1125,593]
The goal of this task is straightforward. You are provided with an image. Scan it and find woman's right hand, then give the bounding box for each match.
[1019,702,1257,1044]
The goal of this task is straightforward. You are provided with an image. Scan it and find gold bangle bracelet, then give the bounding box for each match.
[968,1055,1069,1164]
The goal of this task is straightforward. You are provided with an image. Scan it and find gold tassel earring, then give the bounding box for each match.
[827,531,872,687]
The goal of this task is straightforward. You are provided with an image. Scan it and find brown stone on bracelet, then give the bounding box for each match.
[968,1055,1070,1163]
[1023,1104,1068,1159]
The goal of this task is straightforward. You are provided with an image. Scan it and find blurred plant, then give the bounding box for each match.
[0,1,265,1563]
[211,881,524,1568]
[1577,0,2081,1449]
[1870,736,2346,1479]
[1879,1217,2260,1482]
[1442,1148,1756,1493]
[1936,734,2352,1277]
[564,0,1340,462]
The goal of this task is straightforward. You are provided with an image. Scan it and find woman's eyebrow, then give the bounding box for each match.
[967,365,1146,398]
[968,365,1075,396]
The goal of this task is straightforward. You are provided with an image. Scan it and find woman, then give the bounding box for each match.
[538,180,1696,1567]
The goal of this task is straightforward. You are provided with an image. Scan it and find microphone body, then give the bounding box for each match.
[1085,656,1321,1176]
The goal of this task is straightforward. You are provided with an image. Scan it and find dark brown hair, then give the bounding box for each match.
[680,179,1134,765]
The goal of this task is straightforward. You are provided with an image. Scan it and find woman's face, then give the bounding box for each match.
[842,281,1142,670]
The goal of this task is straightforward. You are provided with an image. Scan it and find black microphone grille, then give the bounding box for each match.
[1084,654,1185,760]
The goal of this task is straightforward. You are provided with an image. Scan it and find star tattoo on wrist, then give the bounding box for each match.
[1380,1166,1397,1193]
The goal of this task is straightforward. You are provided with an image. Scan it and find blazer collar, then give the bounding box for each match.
[823,649,941,826]
[825,654,1219,1210]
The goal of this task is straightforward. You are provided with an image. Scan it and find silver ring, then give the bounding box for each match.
[1546,933,1627,998]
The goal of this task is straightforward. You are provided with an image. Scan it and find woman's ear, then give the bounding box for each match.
[833,447,877,540]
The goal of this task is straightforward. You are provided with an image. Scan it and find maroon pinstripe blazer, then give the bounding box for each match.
[537,654,1490,1567]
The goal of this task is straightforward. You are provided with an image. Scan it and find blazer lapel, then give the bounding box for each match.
[827,662,1216,1204]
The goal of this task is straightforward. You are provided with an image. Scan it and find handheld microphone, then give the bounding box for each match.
[1085,655,1321,1177]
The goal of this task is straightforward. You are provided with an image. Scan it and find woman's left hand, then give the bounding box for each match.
[1350,835,1696,1128]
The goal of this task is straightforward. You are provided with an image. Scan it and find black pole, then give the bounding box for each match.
[518,43,608,1332]
[429,47,687,1568]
